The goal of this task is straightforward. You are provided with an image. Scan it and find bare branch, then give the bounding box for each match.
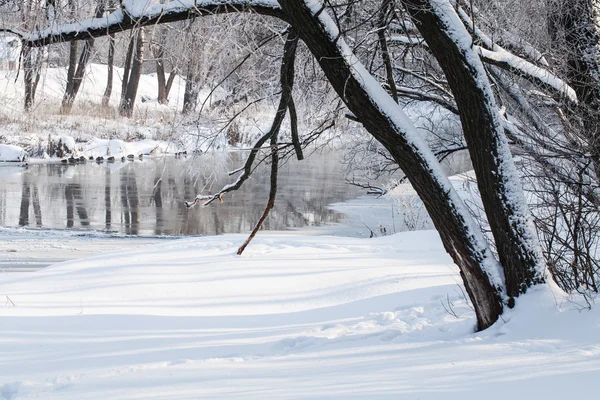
[185,28,299,209]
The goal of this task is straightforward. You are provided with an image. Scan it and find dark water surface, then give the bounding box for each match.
[0,152,362,236]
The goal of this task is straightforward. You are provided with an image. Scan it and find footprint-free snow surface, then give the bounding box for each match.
[0,231,598,399]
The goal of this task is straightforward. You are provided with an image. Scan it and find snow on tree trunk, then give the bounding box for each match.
[402,0,545,306]
[278,0,504,330]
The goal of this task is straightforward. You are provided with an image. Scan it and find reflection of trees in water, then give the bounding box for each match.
[105,168,112,230]
[19,183,30,226]
[152,172,164,235]
[18,174,43,227]
[0,189,5,226]
[4,153,359,235]
[120,166,139,235]
[65,183,89,228]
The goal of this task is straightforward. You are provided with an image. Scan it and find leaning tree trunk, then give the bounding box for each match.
[278,0,504,330]
[402,0,544,306]
[119,28,144,118]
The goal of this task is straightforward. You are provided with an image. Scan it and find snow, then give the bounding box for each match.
[79,138,179,158]
[0,144,27,162]
[0,231,598,399]
[478,47,578,103]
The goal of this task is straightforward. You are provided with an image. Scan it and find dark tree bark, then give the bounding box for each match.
[63,40,78,107]
[102,33,115,107]
[278,0,503,330]
[121,34,135,98]
[119,28,144,117]
[402,0,544,306]
[182,70,201,115]
[182,20,201,115]
[153,25,177,104]
[61,39,92,112]
[377,0,398,103]
[62,5,105,113]
[22,45,39,111]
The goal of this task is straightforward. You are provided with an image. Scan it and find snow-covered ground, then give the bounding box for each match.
[0,227,598,399]
[0,144,27,163]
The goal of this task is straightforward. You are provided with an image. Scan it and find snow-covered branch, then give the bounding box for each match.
[478,47,577,103]
[3,0,284,47]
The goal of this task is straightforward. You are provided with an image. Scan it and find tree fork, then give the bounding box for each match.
[278,0,503,330]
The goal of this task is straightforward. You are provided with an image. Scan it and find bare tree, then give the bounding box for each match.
[12,0,592,330]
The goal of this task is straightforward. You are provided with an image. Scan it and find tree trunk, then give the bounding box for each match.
[120,34,135,102]
[23,45,37,111]
[377,0,398,102]
[62,5,104,113]
[102,33,115,107]
[153,25,176,104]
[63,41,78,109]
[182,70,201,115]
[102,0,118,107]
[278,0,504,330]
[61,39,93,113]
[119,28,144,118]
[182,19,201,114]
[402,0,544,306]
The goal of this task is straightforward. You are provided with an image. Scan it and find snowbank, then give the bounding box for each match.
[81,137,180,158]
[0,144,27,162]
[0,231,598,399]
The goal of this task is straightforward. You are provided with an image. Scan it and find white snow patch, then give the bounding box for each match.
[0,144,27,162]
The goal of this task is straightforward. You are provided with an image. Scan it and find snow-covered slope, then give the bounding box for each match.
[0,231,598,399]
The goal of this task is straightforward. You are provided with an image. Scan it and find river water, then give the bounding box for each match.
[0,152,362,236]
